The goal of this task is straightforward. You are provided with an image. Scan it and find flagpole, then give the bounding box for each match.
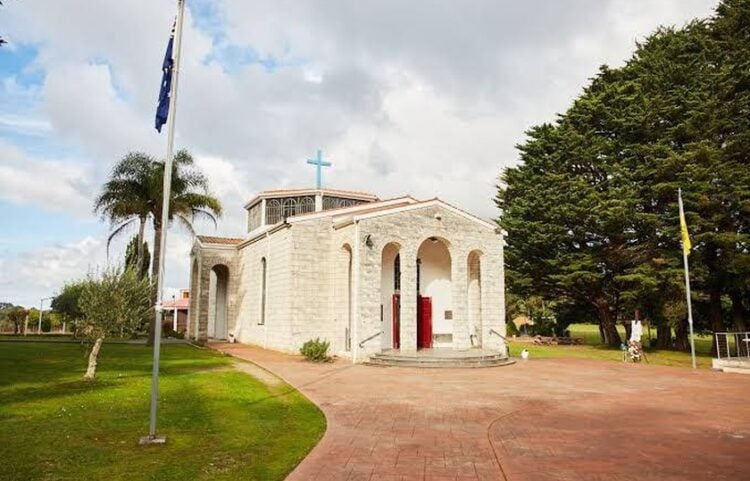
[679,188,697,370]
[142,0,186,444]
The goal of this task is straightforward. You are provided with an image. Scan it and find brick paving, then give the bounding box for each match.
[213,343,750,481]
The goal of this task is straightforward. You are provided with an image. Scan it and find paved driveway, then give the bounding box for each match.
[213,343,750,481]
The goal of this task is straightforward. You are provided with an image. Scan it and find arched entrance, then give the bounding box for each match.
[467,250,483,347]
[380,242,401,349]
[207,264,229,340]
[417,237,452,349]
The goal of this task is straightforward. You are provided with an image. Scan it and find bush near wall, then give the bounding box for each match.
[300,338,331,362]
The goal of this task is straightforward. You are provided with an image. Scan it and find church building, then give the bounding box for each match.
[188,185,507,362]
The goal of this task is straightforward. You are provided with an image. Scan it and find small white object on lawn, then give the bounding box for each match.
[521,349,529,360]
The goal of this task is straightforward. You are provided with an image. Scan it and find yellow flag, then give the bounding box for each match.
[679,190,691,256]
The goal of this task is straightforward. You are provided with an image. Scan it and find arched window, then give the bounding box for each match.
[266,199,282,224]
[323,196,363,210]
[282,198,297,219]
[298,196,315,214]
[259,257,267,325]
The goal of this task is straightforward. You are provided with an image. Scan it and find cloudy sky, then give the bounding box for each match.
[0,0,718,307]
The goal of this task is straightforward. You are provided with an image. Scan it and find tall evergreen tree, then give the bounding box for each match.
[125,235,151,279]
[498,0,750,349]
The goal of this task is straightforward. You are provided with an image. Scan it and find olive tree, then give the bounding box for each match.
[78,267,151,380]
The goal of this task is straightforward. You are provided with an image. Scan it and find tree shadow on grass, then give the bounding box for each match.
[0,378,117,409]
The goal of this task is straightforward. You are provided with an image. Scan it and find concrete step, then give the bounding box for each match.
[712,358,750,374]
[371,353,506,362]
[367,352,515,368]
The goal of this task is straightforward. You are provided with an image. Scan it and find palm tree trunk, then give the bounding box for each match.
[137,216,146,275]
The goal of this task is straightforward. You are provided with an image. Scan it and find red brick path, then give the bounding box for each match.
[213,343,750,481]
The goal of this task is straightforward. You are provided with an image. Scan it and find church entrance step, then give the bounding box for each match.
[366,348,515,368]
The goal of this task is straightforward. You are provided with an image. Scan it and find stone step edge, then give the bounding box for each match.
[370,354,506,362]
[366,359,516,368]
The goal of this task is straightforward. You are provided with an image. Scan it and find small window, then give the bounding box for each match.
[259,258,267,325]
[393,254,401,291]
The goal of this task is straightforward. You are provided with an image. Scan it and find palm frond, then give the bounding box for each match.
[191,208,219,229]
[174,214,196,237]
[106,217,138,260]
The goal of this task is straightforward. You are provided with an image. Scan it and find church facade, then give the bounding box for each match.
[188,187,507,362]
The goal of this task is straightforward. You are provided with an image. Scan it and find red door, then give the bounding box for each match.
[417,296,433,349]
[392,294,400,349]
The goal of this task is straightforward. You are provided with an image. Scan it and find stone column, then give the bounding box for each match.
[196,261,211,343]
[451,248,471,349]
[483,251,505,351]
[189,256,201,342]
[399,247,418,352]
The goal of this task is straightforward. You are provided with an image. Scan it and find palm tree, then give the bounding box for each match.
[94,152,153,268]
[95,149,222,342]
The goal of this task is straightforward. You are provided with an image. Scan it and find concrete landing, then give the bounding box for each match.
[367,347,514,368]
[712,358,750,374]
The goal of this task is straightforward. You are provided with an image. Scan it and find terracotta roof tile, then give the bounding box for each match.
[162,298,190,309]
[330,201,415,219]
[196,235,244,245]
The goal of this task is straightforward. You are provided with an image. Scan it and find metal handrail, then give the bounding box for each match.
[489,329,507,342]
[715,332,750,360]
[358,331,383,348]
[489,329,510,357]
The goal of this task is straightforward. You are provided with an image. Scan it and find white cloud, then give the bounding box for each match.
[0,140,92,216]
[0,236,104,307]
[0,0,720,305]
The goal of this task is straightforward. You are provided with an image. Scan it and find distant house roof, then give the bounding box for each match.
[196,235,244,245]
[163,298,189,310]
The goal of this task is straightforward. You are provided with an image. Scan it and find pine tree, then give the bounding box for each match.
[125,235,151,279]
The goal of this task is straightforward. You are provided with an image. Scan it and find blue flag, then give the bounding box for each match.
[155,22,175,133]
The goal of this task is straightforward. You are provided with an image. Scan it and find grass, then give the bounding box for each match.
[509,323,715,369]
[0,342,325,481]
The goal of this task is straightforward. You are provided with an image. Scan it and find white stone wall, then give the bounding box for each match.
[192,201,506,362]
[234,228,294,351]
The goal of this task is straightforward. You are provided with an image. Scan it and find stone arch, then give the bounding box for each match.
[467,250,483,347]
[380,241,402,349]
[416,236,452,348]
[207,264,229,340]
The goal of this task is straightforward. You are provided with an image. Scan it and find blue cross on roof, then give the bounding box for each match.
[306,149,332,189]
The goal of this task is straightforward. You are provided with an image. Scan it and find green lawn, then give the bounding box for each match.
[509,323,715,369]
[0,342,325,481]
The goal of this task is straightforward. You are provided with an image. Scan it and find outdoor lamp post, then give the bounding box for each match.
[172,294,177,332]
[38,296,54,334]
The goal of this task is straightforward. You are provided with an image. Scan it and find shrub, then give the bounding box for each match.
[300,338,331,362]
